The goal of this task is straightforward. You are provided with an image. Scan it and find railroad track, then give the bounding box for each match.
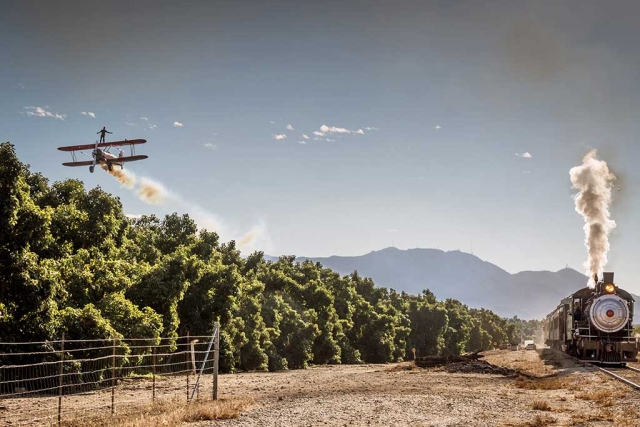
[589,364,640,391]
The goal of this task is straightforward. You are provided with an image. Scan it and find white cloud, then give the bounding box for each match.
[203,143,217,150]
[286,124,294,130]
[516,152,533,158]
[81,111,96,118]
[318,125,365,135]
[269,121,275,124]
[173,121,184,127]
[364,126,379,131]
[140,117,149,121]
[298,141,307,145]
[125,214,143,220]
[273,134,287,140]
[125,121,136,126]
[301,134,310,139]
[522,170,531,174]
[325,139,335,142]
[24,106,66,120]
[434,125,441,130]
[313,131,325,137]
[313,137,322,141]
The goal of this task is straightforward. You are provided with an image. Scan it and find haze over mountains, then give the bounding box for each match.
[267,247,639,320]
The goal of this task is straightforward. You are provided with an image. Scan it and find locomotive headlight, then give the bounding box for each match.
[604,284,615,293]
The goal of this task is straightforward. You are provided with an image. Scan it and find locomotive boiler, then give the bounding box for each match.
[543,272,638,364]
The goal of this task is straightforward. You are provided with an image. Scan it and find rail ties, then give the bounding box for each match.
[588,364,640,391]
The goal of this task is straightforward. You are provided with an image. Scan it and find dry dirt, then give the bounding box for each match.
[210,349,640,427]
[2,349,640,426]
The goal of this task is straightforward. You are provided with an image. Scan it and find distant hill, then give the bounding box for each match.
[266,247,640,320]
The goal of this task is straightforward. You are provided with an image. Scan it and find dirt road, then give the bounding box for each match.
[212,349,640,426]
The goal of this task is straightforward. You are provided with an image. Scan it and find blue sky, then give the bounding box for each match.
[2,1,640,291]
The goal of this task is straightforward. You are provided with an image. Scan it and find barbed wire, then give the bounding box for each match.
[0,329,220,426]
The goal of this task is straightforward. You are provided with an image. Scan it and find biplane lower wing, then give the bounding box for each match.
[58,139,147,152]
[111,155,148,163]
[62,161,95,167]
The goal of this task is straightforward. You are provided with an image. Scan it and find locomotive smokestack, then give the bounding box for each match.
[603,272,614,284]
[569,150,616,288]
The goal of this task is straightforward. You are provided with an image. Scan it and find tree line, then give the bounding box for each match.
[0,142,541,371]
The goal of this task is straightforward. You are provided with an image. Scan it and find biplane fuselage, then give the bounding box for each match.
[58,139,148,173]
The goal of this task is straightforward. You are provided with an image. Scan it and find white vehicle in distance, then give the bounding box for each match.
[524,340,536,350]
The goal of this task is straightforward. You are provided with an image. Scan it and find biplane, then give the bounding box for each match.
[58,139,148,173]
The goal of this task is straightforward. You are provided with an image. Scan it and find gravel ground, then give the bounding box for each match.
[208,349,640,427]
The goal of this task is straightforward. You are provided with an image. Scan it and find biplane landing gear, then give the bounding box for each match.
[89,166,95,173]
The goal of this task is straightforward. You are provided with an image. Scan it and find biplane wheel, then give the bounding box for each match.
[89,166,94,173]
[108,163,113,171]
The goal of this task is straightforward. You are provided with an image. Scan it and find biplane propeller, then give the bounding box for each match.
[58,139,148,173]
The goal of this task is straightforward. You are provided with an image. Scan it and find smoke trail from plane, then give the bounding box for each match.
[100,166,270,252]
[100,165,137,189]
[569,150,616,287]
[137,178,168,204]
[238,220,268,248]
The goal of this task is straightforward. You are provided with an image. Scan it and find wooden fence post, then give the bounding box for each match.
[111,337,116,415]
[213,322,219,400]
[186,332,190,403]
[58,332,65,427]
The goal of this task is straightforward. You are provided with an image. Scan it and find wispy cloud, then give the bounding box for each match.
[273,134,287,140]
[301,134,310,139]
[434,125,441,130]
[125,213,143,220]
[140,117,149,121]
[203,143,217,150]
[364,126,379,131]
[319,125,365,135]
[298,141,307,145]
[522,170,531,174]
[286,124,294,130]
[516,152,533,158]
[148,124,157,129]
[173,121,184,127]
[325,138,335,142]
[125,121,136,126]
[313,131,325,137]
[17,83,25,89]
[81,111,96,118]
[269,121,275,124]
[23,106,66,120]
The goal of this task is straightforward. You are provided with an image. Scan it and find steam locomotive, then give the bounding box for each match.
[543,272,638,364]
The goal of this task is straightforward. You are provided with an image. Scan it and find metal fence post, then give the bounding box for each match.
[152,345,156,402]
[58,332,65,427]
[111,337,116,415]
[213,322,219,400]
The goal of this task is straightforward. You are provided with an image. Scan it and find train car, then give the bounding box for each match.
[543,272,638,365]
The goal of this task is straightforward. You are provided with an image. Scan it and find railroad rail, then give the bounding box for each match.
[588,364,640,391]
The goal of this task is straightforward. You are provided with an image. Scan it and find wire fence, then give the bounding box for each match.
[0,323,220,426]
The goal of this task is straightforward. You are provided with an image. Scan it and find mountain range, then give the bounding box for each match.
[266,247,639,320]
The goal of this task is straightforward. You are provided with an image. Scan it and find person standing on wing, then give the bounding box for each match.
[97,127,112,143]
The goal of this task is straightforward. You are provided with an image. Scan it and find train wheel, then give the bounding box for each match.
[89,166,94,173]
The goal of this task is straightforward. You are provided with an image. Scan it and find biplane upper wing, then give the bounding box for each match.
[62,161,95,167]
[57,139,147,152]
[108,155,148,163]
